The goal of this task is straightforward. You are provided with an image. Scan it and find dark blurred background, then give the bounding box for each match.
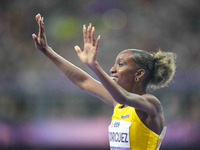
[0,0,200,150]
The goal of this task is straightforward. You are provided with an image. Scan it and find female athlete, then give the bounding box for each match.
[32,13,176,150]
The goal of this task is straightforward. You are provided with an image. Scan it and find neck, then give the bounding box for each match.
[131,82,146,95]
[121,82,146,95]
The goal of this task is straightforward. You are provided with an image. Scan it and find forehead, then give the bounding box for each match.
[116,50,134,62]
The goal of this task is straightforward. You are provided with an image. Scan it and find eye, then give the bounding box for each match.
[118,62,124,67]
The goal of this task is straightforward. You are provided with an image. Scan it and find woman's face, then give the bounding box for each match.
[110,50,139,90]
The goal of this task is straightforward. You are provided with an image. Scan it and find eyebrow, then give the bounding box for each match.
[115,58,126,62]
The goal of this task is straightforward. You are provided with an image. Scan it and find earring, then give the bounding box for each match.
[135,77,139,82]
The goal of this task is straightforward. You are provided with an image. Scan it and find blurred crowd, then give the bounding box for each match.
[0,0,200,149]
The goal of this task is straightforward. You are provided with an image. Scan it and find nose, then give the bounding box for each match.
[110,64,117,74]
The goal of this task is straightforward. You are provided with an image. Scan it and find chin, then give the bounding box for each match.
[112,79,116,82]
[111,77,116,81]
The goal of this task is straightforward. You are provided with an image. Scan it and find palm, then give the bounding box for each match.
[75,23,100,66]
[80,43,96,63]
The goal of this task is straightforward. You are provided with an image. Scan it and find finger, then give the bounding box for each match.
[91,27,95,46]
[32,33,39,47]
[38,16,43,38]
[83,25,87,43]
[35,14,41,35]
[87,23,92,43]
[95,35,100,52]
[35,13,41,24]
[40,17,46,38]
[74,45,82,55]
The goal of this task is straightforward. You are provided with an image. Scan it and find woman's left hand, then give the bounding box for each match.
[74,23,100,67]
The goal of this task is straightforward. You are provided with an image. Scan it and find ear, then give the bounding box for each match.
[135,69,145,80]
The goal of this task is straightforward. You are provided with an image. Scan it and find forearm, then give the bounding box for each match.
[42,46,90,87]
[89,62,128,104]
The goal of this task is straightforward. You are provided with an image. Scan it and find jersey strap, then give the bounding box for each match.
[157,126,167,150]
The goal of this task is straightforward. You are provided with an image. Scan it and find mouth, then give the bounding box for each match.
[110,75,118,81]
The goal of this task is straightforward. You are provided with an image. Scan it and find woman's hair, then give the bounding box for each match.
[129,49,177,90]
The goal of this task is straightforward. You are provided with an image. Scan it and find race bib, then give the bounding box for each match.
[108,120,132,150]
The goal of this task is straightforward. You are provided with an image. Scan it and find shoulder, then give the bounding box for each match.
[142,94,163,115]
[142,94,161,105]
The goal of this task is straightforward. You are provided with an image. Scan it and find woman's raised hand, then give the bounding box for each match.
[74,23,100,67]
[32,13,49,51]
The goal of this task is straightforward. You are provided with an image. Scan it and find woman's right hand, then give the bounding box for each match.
[32,13,49,52]
[74,23,100,68]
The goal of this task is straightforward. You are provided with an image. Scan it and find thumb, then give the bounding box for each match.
[74,45,82,55]
[32,33,39,46]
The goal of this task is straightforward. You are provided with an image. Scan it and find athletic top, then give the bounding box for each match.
[108,104,166,150]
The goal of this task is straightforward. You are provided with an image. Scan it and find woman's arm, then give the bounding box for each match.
[89,62,160,117]
[75,23,161,116]
[32,13,115,106]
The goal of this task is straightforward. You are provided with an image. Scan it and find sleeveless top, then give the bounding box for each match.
[108,104,166,150]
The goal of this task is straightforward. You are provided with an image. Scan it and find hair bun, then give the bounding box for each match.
[149,50,177,89]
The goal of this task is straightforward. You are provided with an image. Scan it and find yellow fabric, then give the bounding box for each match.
[111,104,159,150]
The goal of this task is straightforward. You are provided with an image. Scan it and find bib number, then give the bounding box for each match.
[108,120,132,150]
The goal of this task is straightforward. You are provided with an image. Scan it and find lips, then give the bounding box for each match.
[110,74,118,78]
[110,75,118,81]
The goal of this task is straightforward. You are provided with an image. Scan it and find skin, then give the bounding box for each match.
[32,13,164,135]
[32,13,115,106]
